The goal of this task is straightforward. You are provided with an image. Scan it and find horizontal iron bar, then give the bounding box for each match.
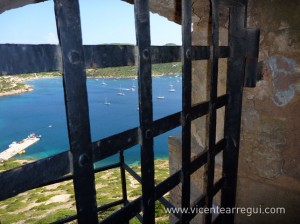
[191,94,228,120]
[151,46,181,63]
[39,162,121,188]
[189,138,226,176]
[153,112,181,136]
[175,177,224,224]
[97,199,125,212]
[159,196,181,219]
[154,171,182,200]
[178,195,206,223]
[100,196,142,224]
[216,94,228,108]
[94,162,121,173]
[92,127,139,162]
[53,198,126,224]
[191,101,209,120]
[213,178,224,196]
[52,212,77,224]
[0,45,175,75]
[0,151,70,201]
[0,123,226,201]
[214,138,226,156]
[93,95,227,162]
[189,150,208,175]
[0,44,230,75]
[101,170,182,224]
[124,163,180,219]
[193,46,210,60]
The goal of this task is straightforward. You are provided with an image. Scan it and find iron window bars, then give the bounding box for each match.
[0,0,259,223]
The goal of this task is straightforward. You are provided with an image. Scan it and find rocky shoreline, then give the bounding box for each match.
[0,85,33,97]
[0,76,42,97]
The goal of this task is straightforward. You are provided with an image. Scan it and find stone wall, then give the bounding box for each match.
[170,0,300,223]
[236,1,300,223]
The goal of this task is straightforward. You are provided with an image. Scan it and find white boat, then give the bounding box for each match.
[104,97,111,105]
[101,79,107,85]
[117,92,125,96]
[157,89,165,99]
[157,95,165,99]
[169,84,176,92]
[117,86,125,96]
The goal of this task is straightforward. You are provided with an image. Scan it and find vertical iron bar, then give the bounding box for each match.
[181,0,192,223]
[205,1,219,223]
[221,4,247,224]
[120,150,129,217]
[134,0,155,223]
[244,28,260,87]
[53,0,98,223]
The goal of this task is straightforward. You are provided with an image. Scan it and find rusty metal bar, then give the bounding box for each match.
[181,0,192,222]
[221,4,248,224]
[134,0,155,223]
[53,0,98,222]
[0,44,231,75]
[204,0,219,223]
[119,149,129,224]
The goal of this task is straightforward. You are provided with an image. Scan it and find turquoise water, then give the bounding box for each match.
[0,75,182,165]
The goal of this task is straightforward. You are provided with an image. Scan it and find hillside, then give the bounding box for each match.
[0,159,170,223]
[0,62,181,96]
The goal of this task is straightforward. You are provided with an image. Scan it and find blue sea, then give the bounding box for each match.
[0,75,182,166]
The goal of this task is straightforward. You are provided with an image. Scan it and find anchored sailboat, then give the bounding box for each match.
[117,86,125,96]
[168,84,176,92]
[104,97,111,105]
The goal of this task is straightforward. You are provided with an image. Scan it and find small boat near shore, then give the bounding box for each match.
[0,133,41,162]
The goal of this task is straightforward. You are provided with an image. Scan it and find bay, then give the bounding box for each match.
[0,75,182,166]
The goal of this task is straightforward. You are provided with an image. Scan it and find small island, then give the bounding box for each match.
[0,62,181,97]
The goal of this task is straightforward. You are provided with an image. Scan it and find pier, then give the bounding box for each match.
[0,134,41,162]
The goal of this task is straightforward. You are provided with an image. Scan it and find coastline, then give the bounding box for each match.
[0,86,33,97]
[0,72,180,97]
[0,75,54,97]
[0,62,181,97]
